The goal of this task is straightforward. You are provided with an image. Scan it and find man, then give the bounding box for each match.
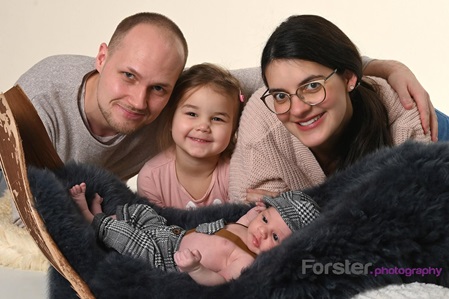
[14,12,187,181]
[6,12,188,225]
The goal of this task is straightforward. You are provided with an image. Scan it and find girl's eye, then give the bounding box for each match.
[262,215,268,223]
[186,112,197,117]
[212,117,224,122]
[272,233,279,242]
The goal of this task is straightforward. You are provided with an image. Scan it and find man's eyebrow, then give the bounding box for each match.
[126,66,140,77]
[126,66,172,88]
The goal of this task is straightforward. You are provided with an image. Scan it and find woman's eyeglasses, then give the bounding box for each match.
[260,69,338,114]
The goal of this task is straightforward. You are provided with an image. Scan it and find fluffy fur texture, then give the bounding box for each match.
[0,191,48,271]
[28,141,449,298]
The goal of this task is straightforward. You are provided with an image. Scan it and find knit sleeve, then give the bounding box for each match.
[229,140,291,202]
[229,88,297,202]
[371,77,431,144]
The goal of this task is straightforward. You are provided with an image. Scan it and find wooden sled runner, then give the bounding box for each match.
[0,85,94,298]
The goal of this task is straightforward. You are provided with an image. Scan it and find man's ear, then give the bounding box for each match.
[95,43,108,73]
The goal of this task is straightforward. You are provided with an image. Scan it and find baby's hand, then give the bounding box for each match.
[174,249,202,273]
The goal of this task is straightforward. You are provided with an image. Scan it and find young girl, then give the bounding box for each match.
[137,63,244,209]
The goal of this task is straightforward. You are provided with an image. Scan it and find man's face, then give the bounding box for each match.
[92,23,186,136]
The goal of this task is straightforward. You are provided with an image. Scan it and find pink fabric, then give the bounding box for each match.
[137,150,230,209]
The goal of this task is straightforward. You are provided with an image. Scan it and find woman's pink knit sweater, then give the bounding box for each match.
[229,77,431,202]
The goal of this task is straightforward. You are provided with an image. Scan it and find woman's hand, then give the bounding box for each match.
[245,188,280,203]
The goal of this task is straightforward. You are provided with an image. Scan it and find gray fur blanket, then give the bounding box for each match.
[28,141,449,298]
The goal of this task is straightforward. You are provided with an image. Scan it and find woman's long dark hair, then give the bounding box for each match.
[261,15,393,172]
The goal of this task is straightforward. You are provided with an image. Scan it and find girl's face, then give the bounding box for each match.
[264,59,356,153]
[246,207,292,254]
[171,85,237,159]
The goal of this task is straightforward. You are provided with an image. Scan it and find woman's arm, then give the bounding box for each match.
[363,59,437,141]
[372,77,431,145]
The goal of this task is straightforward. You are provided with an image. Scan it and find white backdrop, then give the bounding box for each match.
[1,0,448,112]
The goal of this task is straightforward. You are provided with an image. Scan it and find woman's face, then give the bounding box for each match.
[264,59,356,153]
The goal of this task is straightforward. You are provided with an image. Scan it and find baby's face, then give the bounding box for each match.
[246,207,292,254]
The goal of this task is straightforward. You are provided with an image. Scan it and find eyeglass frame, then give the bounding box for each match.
[260,69,338,115]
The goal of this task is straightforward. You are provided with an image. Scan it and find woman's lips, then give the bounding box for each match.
[298,113,324,126]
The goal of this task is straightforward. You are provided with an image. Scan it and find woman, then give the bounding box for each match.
[229,15,441,202]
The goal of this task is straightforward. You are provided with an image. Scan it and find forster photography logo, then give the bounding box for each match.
[302,259,443,277]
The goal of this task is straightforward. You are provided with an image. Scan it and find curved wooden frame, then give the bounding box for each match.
[0,86,94,299]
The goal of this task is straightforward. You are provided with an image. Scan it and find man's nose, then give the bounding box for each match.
[129,88,148,110]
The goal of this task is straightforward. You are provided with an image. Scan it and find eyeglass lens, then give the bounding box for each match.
[263,82,325,114]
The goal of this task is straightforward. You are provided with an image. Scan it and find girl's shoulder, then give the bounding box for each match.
[140,149,176,171]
